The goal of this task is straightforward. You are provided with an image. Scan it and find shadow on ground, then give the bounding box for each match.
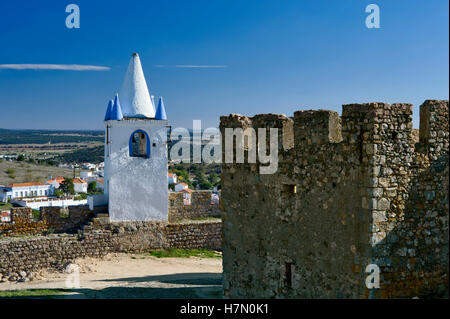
[0,272,223,299]
[98,272,222,286]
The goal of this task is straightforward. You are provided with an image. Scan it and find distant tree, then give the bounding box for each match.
[168,183,175,191]
[208,172,220,187]
[17,154,25,161]
[174,169,189,181]
[196,172,213,190]
[6,168,15,174]
[74,194,87,200]
[28,158,35,163]
[87,181,97,193]
[60,178,75,195]
[54,189,64,198]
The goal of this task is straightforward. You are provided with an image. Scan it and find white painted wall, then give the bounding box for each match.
[48,180,60,189]
[13,199,87,209]
[74,182,88,193]
[11,185,54,199]
[96,181,104,190]
[0,189,11,202]
[80,171,93,179]
[88,194,107,210]
[175,183,188,192]
[104,118,168,221]
[168,174,177,184]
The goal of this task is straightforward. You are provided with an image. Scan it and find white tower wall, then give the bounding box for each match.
[104,119,168,221]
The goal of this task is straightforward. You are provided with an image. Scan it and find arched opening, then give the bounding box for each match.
[129,130,150,158]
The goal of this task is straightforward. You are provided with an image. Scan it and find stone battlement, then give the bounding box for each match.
[220,100,447,156]
[220,100,449,299]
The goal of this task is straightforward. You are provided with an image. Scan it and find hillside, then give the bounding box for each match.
[53,145,104,164]
[0,160,77,186]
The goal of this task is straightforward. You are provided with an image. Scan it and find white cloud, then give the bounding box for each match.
[153,64,228,69]
[0,64,110,71]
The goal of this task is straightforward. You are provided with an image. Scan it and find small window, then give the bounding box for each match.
[281,184,296,199]
[285,262,293,288]
[129,130,150,158]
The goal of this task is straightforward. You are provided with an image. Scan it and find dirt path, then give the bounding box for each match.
[0,253,223,298]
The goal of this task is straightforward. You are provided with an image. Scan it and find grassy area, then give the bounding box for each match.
[172,217,222,224]
[0,160,75,186]
[148,249,222,259]
[0,202,13,209]
[0,289,70,298]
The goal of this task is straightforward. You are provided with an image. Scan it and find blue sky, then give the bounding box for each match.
[0,0,448,130]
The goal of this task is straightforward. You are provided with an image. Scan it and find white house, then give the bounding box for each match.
[168,173,177,185]
[175,182,189,192]
[73,178,88,193]
[80,171,93,180]
[0,188,12,202]
[46,176,65,189]
[96,179,104,191]
[81,163,96,170]
[180,188,192,205]
[103,53,169,222]
[2,182,54,200]
[46,177,87,193]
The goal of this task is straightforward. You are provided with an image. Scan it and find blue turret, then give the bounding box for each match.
[104,99,113,121]
[110,93,124,120]
[155,97,167,120]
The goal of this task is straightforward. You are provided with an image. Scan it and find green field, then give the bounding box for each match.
[0,289,71,298]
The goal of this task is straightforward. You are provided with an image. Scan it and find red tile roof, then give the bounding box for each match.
[47,177,65,184]
[73,178,87,184]
[6,182,46,188]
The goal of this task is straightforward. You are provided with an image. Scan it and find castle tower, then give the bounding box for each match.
[104,53,168,221]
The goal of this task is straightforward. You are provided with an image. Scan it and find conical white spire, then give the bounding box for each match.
[119,53,155,118]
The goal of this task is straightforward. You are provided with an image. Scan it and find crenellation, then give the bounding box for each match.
[418,100,449,159]
[294,110,342,145]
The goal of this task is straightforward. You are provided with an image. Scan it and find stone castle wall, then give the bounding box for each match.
[0,190,221,237]
[0,220,221,277]
[168,191,221,222]
[220,100,448,298]
[0,206,93,236]
[0,191,223,277]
